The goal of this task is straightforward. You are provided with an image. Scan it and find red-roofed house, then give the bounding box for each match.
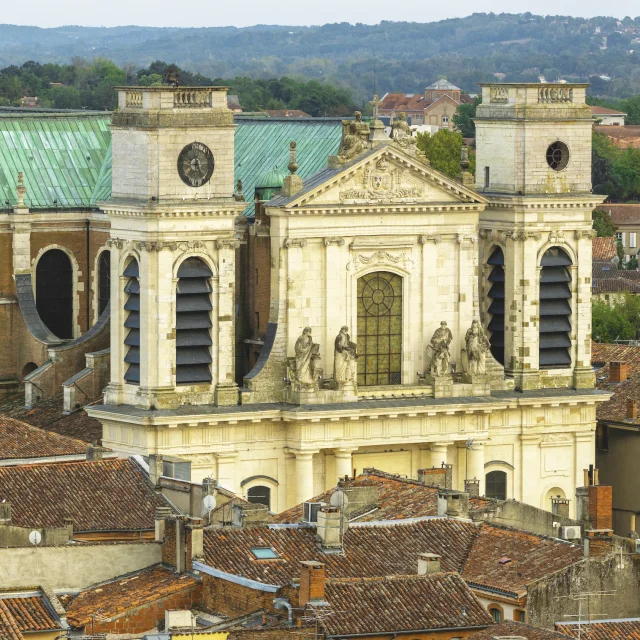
[590,105,626,125]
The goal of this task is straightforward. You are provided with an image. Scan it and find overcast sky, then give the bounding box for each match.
[2,0,639,28]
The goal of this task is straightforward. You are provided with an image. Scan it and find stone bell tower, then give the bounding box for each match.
[475,83,604,391]
[102,86,246,410]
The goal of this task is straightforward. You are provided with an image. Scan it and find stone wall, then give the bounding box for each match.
[0,541,161,590]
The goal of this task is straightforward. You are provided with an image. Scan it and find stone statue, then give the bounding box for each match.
[429,321,453,377]
[465,320,491,375]
[391,112,412,141]
[337,112,370,163]
[294,327,320,387]
[334,326,358,386]
[233,179,245,202]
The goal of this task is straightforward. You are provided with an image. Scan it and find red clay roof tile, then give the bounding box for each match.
[0,595,61,633]
[470,620,572,639]
[556,619,640,639]
[0,601,24,640]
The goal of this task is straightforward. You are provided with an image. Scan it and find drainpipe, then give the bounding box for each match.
[273,598,293,626]
[85,219,90,330]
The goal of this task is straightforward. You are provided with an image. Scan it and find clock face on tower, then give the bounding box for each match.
[177,142,215,187]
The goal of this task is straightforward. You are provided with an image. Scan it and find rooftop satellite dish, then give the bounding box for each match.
[330,490,349,510]
[203,495,217,512]
[29,530,42,546]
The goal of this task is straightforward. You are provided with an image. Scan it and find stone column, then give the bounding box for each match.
[466,440,486,496]
[574,232,596,388]
[334,448,357,483]
[295,451,316,505]
[216,241,239,405]
[216,451,238,494]
[520,434,541,505]
[430,442,449,467]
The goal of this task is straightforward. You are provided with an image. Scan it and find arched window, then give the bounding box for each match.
[357,271,402,386]
[176,258,213,384]
[487,247,505,365]
[486,470,507,501]
[36,249,73,339]
[488,606,503,623]
[539,247,572,368]
[123,259,140,384]
[98,250,110,316]
[21,362,38,379]
[247,485,271,509]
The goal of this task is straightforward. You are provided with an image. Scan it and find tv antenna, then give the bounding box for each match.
[561,590,616,640]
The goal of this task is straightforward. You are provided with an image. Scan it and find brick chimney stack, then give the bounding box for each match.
[418,553,441,575]
[464,478,480,497]
[610,361,629,383]
[317,506,343,550]
[86,444,104,461]
[627,399,638,419]
[299,561,326,606]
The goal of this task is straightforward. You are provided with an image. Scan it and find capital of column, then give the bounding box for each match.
[520,433,541,445]
[334,447,358,458]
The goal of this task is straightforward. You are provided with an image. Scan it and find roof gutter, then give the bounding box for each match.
[326,624,491,638]
[192,561,280,593]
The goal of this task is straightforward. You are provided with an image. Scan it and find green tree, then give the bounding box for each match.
[416,129,473,179]
[453,97,481,138]
[592,209,617,236]
[593,295,640,342]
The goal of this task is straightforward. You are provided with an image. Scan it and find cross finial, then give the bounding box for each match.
[369,94,382,122]
[288,141,299,175]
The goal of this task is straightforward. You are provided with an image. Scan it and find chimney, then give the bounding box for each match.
[464,478,480,497]
[627,399,638,419]
[317,506,344,550]
[185,517,204,569]
[232,502,271,528]
[610,361,629,383]
[149,454,164,487]
[86,444,104,461]
[155,506,173,542]
[418,464,453,489]
[584,528,614,558]
[588,484,613,531]
[299,561,326,606]
[0,502,12,523]
[551,498,571,519]
[336,480,378,514]
[439,490,469,518]
[418,552,441,575]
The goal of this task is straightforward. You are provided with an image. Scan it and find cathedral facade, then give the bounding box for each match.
[80,83,607,515]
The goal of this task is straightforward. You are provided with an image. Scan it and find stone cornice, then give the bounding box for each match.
[484,194,605,210]
[267,203,485,217]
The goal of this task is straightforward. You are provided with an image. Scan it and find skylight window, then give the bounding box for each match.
[250,547,279,560]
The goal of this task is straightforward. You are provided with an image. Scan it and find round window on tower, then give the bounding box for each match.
[546,141,570,171]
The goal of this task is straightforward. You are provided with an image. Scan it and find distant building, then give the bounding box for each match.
[19,96,39,108]
[590,105,626,125]
[379,78,472,130]
[594,124,640,148]
[262,109,311,118]
[227,95,243,112]
[599,204,640,261]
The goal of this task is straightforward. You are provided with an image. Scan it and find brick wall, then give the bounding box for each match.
[162,518,177,567]
[201,575,275,618]
[87,584,202,635]
[589,485,613,530]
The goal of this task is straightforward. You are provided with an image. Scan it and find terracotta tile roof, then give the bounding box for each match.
[0,393,103,444]
[0,595,61,633]
[272,469,494,524]
[0,601,24,640]
[470,620,572,639]
[599,204,640,226]
[594,126,640,149]
[592,261,619,280]
[0,458,172,532]
[0,416,88,461]
[593,278,640,294]
[592,343,640,372]
[379,93,428,112]
[591,106,626,116]
[204,519,477,586]
[461,524,583,598]
[592,237,618,261]
[320,573,493,636]
[66,565,200,628]
[556,619,640,639]
[596,371,640,424]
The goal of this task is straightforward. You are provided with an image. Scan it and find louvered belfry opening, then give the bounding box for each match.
[176,257,213,385]
[123,259,140,384]
[539,247,572,368]
[487,247,505,365]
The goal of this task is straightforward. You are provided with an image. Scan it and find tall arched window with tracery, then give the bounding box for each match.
[123,258,140,384]
[98,250,111,317]
[176,257,213,384]
[357,271,402,386]
[487,247,505,365]
[539,247,572,368]
[36,248,73,339]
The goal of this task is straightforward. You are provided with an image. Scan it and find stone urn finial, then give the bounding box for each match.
[288,141,299,175]
[16,172,26,208]
[460,143,470,171]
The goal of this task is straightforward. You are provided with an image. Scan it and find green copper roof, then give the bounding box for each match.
[0,113,342,214]
[0,111,111,210]
[257,165,286,189]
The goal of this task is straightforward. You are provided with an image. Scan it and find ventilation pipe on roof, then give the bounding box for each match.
[273,598,294,626]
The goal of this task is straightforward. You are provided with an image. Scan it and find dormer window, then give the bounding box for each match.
[250,547,279,560]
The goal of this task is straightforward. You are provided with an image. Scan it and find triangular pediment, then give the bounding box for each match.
[272,144,486,210]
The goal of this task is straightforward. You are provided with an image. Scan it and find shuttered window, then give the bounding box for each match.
[487,247,505,365]
[123,259,140,384]
[539,247,572,368]
[176,258,213,384]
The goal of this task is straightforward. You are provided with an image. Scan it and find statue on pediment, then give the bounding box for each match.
[294,327,321,388]
[337,112,370,163]
[429,321,453,377]
[334,326,358,386]
[464,320,491,375]
[391,112,412,141]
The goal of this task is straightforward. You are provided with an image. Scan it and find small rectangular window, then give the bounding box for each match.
[442,115,449,124]
[622,232,627,247]
[631,233,637,249]
[616,232,623,241]
[484,167,490,189]
[514,609,526,622]
[250,547,279,559]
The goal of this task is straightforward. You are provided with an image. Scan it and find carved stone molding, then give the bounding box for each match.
[283,238,307,249]
[548,230,566,243]
[418,234,441,244]
[574,229,596,240]
[133,240,206,252]
[541,433,572,444]
[324,237,345,247]
[106,238,125,249]
[456,234,478,244]
[349,250,412,270]
[215,238,240,250]
[497,229,541,242]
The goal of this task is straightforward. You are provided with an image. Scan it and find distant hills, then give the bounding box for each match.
[2,13,640,100]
